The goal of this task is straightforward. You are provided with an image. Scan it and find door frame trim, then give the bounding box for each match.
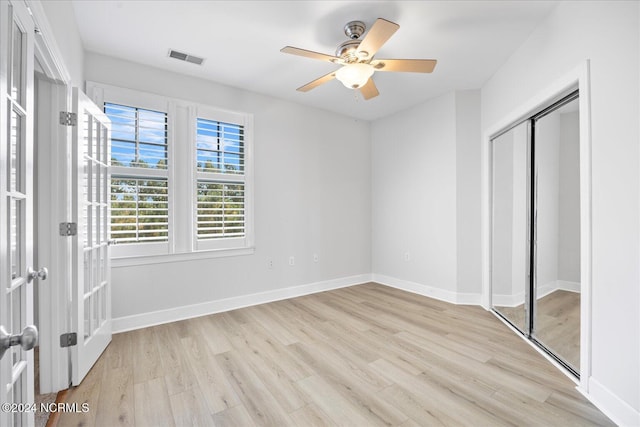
[28,0,73,393]
[29,1,71,85]
[481,60,592,393]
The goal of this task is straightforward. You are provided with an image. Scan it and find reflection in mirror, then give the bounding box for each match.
[533,97,580,373]
[491,122,529,333]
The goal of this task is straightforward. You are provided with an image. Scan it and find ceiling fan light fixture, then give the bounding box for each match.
[282,18,432,100]
[335,63,374,89]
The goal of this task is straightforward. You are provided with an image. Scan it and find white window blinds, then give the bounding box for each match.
[110,178,169,243]
[106,103,169,245]
[196,118,246,241]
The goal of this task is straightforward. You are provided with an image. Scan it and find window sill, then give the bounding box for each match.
[111,246,255,268]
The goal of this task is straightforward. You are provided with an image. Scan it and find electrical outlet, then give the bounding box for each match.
[267,259,274,269]
[313,253,319,263]
[404,252,410,262]
[288,256,295,266]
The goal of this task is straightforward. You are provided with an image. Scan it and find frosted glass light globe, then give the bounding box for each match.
[335,63,375,89]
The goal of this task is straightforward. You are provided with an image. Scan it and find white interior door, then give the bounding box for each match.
[70,88,112,385]
[34,75,72,394]
[0,1,39,426]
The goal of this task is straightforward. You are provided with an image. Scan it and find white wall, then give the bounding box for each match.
[84,53,372,324]
[535,105,582,295]
[371,90,482,302]
[510,124,528,301]
[455,91,482,296]
[558,111,581,283]
[536,112,561,289]
[491,131,514,299]
[371,92,458,294]
[490,122,528,307]
[482,1,640,422]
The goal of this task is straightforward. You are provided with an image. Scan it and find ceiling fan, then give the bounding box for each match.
[281,18,437,100]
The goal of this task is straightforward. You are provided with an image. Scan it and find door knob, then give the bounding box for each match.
[27,266,48,282]
[0,325,38,360]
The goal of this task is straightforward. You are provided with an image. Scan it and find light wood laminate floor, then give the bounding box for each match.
[57,283,611,427]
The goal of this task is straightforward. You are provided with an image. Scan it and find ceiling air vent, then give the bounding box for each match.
[168,49,205,65]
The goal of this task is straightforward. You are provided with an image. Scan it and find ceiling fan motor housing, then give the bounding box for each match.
[344,20,366,39]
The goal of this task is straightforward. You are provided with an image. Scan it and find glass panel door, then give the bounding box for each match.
[0,2,36,426]
[71,88,112,385]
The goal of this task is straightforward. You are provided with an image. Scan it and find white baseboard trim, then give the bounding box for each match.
[492,291,525,307]
[556,279,581,293]
[371,274,482,305]
[112,273,373,333]
[583,377,640,427]
[493,280,581,307]
[537,280,581,299]
[536,280,559,299]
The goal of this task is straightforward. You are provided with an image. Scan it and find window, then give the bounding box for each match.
[107,104,169,246]
[196,118,246,244]
[89,82,254,263]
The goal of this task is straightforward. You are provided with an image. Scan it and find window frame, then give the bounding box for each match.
[108,102,170,254]
[87,82,254,265]
[191,105,253,252]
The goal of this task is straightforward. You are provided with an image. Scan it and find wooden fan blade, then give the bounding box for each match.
[297,70,337,92]
[281,46,340,63]
[371,59,437,73]
[356,18,399,59]
[360,78,379,100]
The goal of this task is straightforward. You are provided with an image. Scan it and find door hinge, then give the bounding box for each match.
[60,332,77,348]
[59,222,77,236]
[59,111,77,126]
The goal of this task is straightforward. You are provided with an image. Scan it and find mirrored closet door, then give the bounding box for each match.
[491,121,530,335]
[491,91,581,376]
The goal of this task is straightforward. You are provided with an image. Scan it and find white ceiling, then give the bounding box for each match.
[71,0,558,121]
